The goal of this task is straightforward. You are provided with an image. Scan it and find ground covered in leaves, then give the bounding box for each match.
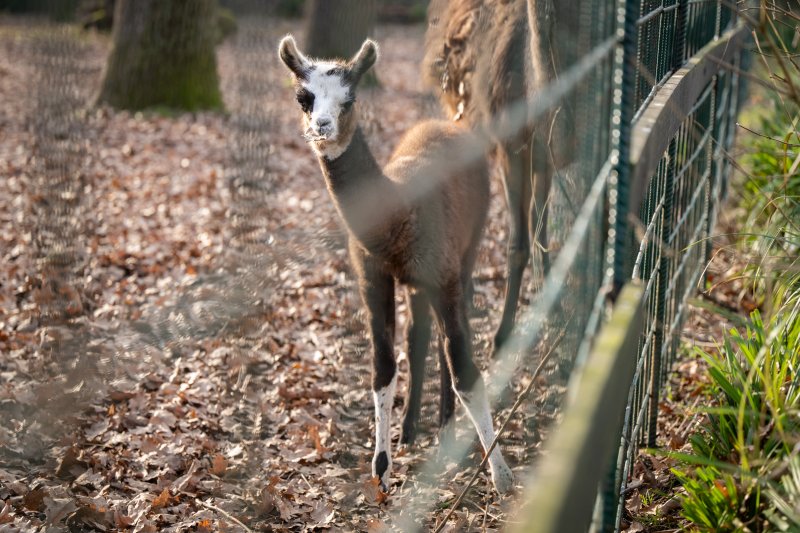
[0,16,564,532]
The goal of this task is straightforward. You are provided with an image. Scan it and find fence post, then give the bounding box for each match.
[609,0,640,296]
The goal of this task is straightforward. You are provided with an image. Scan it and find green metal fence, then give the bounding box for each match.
[507,0,748,531]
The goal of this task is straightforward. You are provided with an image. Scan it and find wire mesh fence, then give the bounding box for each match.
[0,0,749,530]
[602,1,746,531]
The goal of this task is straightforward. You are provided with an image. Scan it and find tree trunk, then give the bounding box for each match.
[305,0,377,61]
[98,0,222,111]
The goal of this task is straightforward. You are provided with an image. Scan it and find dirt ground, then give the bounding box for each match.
[0,16,564,532]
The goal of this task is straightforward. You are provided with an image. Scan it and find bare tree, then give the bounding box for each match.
[98,0,223,111]
[305,0,377,60]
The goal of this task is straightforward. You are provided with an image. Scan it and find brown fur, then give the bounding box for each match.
[280,35,513,493]
[423,0,560,351]
[329,120,489,292]
[316,113,492,444]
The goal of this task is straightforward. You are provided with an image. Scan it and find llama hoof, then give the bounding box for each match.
[372,450,392,492]
[490,460,514,495]
[399,421,417,447]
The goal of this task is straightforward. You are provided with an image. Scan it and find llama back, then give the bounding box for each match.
[387,119,489,198]
[386,119,489,265]
[422,0,530,147]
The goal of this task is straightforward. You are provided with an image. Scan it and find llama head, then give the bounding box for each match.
[278,35,378,157]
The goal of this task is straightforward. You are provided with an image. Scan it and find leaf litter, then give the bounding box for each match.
[0,15,569,532]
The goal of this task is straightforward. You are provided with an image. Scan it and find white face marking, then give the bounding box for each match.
[372,374,397,491]
[301,62,353,141]
[455,383,514,494]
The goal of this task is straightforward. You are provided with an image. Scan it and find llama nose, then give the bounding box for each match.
[316,117,332,131]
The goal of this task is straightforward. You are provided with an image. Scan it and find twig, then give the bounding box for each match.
[299,472,314,491]
[433,325,569,533]
[736,123,800,148]
[194,498,254,533]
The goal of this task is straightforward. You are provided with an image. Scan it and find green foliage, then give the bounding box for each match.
[673,466,752,532]
[736,5,800,309]
[676,11,800,513]
[693,309,800,464]
[674,302,800,531]
[764,456,800,531]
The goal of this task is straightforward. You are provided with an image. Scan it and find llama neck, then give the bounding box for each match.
[317,126,407,254]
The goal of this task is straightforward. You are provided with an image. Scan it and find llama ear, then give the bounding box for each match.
[278,35,311,80]
[348,39,378,82]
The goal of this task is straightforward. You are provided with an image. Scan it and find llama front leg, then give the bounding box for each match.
[357,256,398,491]
[436,284,514,494]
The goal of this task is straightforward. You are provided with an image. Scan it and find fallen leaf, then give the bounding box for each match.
[361,476,389,504]
[114,509,134,529]
[308,424,330,455]
[658,497,682,514]
[44,496,78,526]
[624,521,645,533]
[0,502,13,524]
[23,487,46,512]
[55,447,86,479]
[151,488,171,510]
[439,512,468,533]
[310,500,335,526]
[210,454,228,476]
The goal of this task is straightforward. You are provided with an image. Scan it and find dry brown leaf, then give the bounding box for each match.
[308,425,330,455]
[0,502,13,524]
[23,488,46,512]
[210,454,228,476]
[151,488,171,510]
[310,500,335,526]
[55,447,86,479]
[623,521,645,533]
[43,497,78,526]
[114,509,134,529]
[361,476,389,505]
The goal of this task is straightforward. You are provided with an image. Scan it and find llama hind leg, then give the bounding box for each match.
[437,328,456,448]
[400,288,432,446]
[435,284,514,494]
[494,144,532,354]
[531,135,552,278]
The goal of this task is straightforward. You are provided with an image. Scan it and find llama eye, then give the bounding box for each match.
[296,90,314,113]
[342,100,354,112]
